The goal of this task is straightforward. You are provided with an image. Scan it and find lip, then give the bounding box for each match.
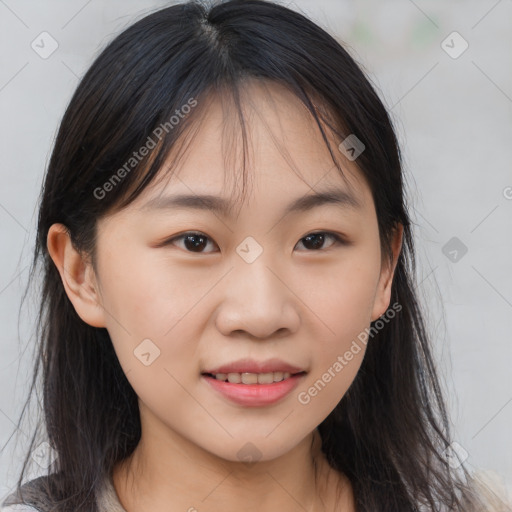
[202,372,307,407]
[203,357,306,375]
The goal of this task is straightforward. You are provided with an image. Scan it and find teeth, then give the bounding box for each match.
[211,371,293,384]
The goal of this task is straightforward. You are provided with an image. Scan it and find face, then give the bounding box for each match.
[49,80,401,464]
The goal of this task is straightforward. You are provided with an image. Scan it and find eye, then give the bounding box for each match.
[161,230,347,253]
[295,231,347,251]
[164,231,218,253]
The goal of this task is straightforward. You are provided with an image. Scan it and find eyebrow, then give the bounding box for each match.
[140,187,362,217]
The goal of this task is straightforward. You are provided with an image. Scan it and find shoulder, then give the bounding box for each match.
[1,472,67,512]
[1,471,125,512]
[471,468,512,511]
[1,475,49,512]
[1,506,40,511]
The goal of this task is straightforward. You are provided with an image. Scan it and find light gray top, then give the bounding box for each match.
[1,472,126,512]
[2,468,510,511]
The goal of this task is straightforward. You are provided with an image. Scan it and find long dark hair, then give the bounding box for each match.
[2,1,501,510]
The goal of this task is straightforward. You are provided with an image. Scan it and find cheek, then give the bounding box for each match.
[293,252,380,411]
[97,245,204,379]
[296,249,381,340]
[107,292,203,425]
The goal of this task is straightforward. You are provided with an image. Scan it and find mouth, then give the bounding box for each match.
[201,370,307,384]
[200,370,308,407]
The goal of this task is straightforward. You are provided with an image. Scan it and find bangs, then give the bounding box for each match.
[99,76,356,224]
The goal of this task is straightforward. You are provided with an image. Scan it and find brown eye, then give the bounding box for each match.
[165,232,218,253]
[295,232,346,251]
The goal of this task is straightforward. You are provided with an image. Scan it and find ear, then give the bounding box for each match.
[47,223,107,328]
[370,223,403,322]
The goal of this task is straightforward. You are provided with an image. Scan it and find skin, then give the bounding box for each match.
[47,80,403,512]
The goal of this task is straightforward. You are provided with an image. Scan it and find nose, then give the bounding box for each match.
[214,255,300,340]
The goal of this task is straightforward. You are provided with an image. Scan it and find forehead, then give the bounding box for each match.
[130,79,372,215]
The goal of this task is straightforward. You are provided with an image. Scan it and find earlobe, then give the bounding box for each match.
[370,223,404,322]
[46,223,107,328]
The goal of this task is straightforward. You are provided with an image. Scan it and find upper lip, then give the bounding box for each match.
[203,358,307,375]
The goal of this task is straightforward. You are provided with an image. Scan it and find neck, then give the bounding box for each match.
[112,422,353,512]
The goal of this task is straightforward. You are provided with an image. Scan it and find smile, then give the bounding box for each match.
[203,371,304,384]
[201,371,307,407]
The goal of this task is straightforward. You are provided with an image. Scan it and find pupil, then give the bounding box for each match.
[184,234,207,252]
[304,233,324,250]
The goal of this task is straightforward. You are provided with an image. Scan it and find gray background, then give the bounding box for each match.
[1,0,511,500]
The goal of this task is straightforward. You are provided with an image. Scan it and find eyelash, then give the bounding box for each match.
[160,230,348,253]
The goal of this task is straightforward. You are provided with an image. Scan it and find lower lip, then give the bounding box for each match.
[202,373,306,407]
